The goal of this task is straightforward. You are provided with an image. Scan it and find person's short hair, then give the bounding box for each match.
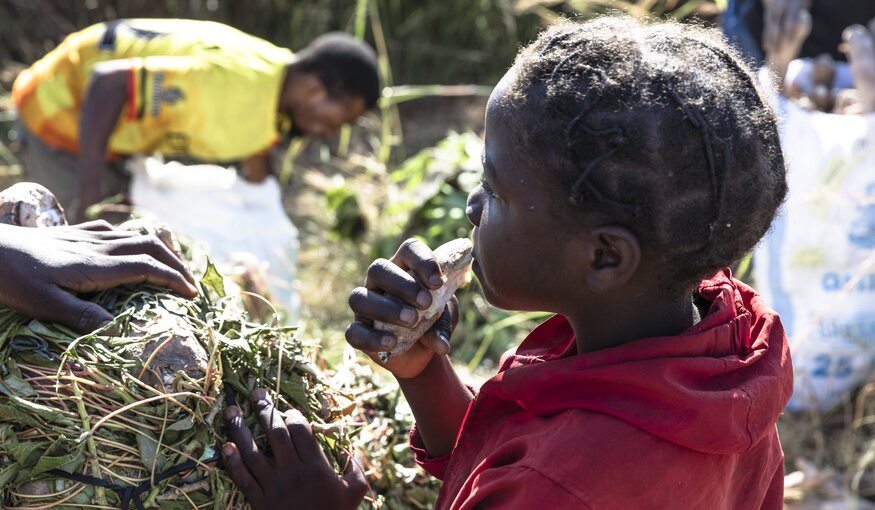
[296,32,380,109]
[505,17,787,293]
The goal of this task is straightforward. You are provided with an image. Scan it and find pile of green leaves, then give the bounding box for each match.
[0,263,353,509]
[328,357,440,510]
[355,393,441,510]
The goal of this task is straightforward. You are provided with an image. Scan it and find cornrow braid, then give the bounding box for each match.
[562,66,629,210]
[663,81,724,240]
[503,17,787,293]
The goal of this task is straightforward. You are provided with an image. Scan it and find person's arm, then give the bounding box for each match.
[77,61,130,221]
[762,0,812,90]
[346,238,473,457]
[396,354,473,457]
[0,221,198,333]
[241,153,273,183]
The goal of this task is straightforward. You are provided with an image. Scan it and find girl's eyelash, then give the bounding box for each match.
[480,179,498,198]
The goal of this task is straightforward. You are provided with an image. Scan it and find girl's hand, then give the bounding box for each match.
[346,239,459,379]
[222,389,368,510]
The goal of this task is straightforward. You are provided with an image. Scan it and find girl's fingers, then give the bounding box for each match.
[421,304,456,356]
[341,454,369,501]
[283,408,328,466]
[39,285,114,334]
[70,254,198,297]
[345,320,396,353]
[101,235,196,284]
[391,238,443,290]
[348,287,418,328]
[50,227,141,243]
[421,328,450,356]
[363,258,432,310]
[224,405,274,481]
[422,298,459,356]
[221,442,264,508]
[68,220,115,232]
[250,389,296,467]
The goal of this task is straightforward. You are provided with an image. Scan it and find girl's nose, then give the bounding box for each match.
[466,186,484,227]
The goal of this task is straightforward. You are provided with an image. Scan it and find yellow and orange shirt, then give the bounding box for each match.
[12,19,292,160]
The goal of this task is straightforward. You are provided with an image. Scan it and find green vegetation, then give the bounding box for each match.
[0,269,350,508]
[0,1,719,85]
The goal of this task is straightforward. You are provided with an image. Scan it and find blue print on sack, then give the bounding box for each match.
[822,272,875,292]
[819,316,875,344]
[810,353,854,379]
[849,183,875,248]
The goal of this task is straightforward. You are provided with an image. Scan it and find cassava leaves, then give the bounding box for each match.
[0,260,351,509]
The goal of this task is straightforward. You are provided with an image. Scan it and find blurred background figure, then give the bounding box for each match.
[12,19,379,221]
[723,0,875,115]
[722,0,875,64]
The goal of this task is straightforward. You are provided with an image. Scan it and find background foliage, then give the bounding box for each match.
[0,0,718,84]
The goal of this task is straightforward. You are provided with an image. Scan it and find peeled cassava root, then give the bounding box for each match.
[376,238,474,362]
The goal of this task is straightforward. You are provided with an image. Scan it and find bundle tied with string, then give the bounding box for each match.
[0,186,355,509]
[0,271,355,509]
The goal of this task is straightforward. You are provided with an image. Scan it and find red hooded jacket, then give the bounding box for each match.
[411,271,793,509]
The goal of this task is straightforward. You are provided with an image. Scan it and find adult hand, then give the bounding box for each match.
[241,153,274,184]
[0,221,198,333]
[222,389,368,510]
[843,24,875,113]
[763,0,812,89]
[346,238,459,379]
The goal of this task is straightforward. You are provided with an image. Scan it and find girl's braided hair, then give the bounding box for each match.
[503,17,787,292]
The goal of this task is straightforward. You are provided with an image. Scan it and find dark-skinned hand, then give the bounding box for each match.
[346,238,459,379]
[222,389,368,510]
[763,0,812,88]
[0,221,198,333]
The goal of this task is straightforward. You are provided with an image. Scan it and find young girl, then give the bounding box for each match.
[222,15,792,509]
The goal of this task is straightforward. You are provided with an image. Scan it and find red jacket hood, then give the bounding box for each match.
[478,270,794,455]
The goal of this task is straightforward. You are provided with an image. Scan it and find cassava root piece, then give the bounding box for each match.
[376,238,474,362]
[118,218,183,257]
[0,182,67,228]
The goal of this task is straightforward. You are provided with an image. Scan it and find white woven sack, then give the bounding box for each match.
[754,97,875,411]
[128,156,300,321]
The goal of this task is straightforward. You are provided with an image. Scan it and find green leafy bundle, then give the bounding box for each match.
[350,384,441,510]
[0,264,353,509]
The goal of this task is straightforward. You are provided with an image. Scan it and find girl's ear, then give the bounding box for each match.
[585,226,641,292]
